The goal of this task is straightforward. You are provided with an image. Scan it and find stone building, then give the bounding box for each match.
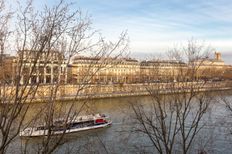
[69,56,190,84]
[0,54,16,83]
[191,52,226,80]
[140,60,188,82]
[1,51,228,85]
[69,56,140,84]
[15,50,68,85]
[192,52,225,67]
[223,65,232,80]
[69,52,227,84]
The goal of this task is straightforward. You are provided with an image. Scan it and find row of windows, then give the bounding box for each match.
[22,75,66,84]
[22,66,66,74]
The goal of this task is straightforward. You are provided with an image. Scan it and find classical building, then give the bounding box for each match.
[69,52,228,84]
[15,50,68,85]
[1,51,228,85]
[191,52,226,80]
[192,52,225,67]
[223,65,232,80]
[69,56,140,84]
[0,54,16,83]
[140,60,188,82]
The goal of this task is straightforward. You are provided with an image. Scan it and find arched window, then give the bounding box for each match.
[46,66,51,73]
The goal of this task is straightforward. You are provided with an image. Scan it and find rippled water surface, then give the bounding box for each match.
[13,91,232,154]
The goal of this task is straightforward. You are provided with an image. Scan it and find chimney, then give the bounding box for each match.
[215,52,221,61]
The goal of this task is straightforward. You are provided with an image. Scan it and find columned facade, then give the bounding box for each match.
[16,50,68,85]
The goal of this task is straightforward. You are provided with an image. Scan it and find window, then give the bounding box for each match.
[53,66,59,74]
[39,66,44,74]
[39,76,44,83]
[46,76,51,83]
[46,66,51,74]
[31,76,37,84]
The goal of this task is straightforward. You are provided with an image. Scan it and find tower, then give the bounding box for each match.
[215,52,221,61]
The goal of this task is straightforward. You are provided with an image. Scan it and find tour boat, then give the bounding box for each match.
[20,114,112,137]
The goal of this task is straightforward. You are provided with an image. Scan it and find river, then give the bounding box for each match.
[10,90,232,154]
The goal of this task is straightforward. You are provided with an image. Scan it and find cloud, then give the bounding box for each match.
[25,0,232,63]
[7,0,230,64]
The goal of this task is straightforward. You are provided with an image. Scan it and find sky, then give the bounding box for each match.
[75,0,232,63]
[17,0,232,63]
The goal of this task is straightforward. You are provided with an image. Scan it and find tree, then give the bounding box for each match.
[0,0,128,153]
[130,40,214,154]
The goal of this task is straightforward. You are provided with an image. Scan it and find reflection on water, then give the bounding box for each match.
[16,91,232,153]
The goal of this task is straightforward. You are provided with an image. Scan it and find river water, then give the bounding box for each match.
[11,90,232,154]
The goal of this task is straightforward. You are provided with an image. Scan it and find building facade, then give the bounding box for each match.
[14,50,68,85]
[69,57,140,84]
[191,52,226,80]
[69,52,227,84]
[1,51,228,85]
[0,54,16,83]
[140,60,188,82]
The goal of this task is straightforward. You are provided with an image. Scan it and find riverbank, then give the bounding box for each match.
[1,81,231,103]
[57,81,232,101]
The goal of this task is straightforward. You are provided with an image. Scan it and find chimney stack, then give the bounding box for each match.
[215,52,221,61]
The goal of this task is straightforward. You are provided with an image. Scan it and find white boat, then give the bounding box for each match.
[20,114,112,137]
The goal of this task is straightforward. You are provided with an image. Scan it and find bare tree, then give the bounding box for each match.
[130,40,214,154]
[0,0,128,153]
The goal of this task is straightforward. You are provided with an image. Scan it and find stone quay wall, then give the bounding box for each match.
[1,81,232,102]
[37,81,232,101]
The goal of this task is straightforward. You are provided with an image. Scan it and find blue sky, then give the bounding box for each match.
[18,0,232,63]
[75,0,232,63]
